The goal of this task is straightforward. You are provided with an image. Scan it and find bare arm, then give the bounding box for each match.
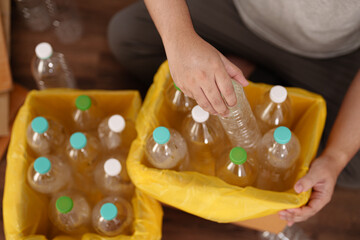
[144,0,248,115]
[280,69,360,225]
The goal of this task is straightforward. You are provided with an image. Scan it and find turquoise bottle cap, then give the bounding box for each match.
[56,196,73,214]
[70,132,87,149]
[274,126,292,144]
[100,203,118,221]
[229,147,247,165]
[173,82,181,92]
[153,126,170,144]
[75,95,92,111]
[34,157,51,174]
[31,117,49,134]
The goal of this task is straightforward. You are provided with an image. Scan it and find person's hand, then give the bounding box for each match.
[278,154,339,226]
[165,33,248,116]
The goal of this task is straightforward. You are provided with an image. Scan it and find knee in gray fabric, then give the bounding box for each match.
[337,151,360,189]
[107,8,140,64]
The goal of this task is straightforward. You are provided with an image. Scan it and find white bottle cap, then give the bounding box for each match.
[104,158,122,176]
[191,105,209,123]
[108,114,126,133]
[270,85,288,103]
[35,42,53,60]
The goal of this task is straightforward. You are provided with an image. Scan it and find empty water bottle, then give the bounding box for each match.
[165,80,196,129]
[94,156,134,199]
[92,196,134,236]
[27,156,71,194]
[98,114,126,151]
[218,81,262,152]
[145,126,189,171]
[15,0,52,32]
[66,132,99,176]
[49,191,91,234]
[51,0,83,44]
[182,105,227,175]
[27,116,66,155]
[73,95,102,131]
[31,42,76,89]
[256,126,301,191]
[254,86,293,134]
[216,147,257,187]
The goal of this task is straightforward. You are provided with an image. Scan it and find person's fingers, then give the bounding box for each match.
[294,168,318,193]
[214,67,237,107]
[201,80,228,115]
[219,53,249,87]
[192,87,217,115]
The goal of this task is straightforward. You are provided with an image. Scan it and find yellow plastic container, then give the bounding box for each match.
[127,61,327,223]
[3,90,163,240]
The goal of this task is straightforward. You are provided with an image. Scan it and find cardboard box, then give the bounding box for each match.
[0,0,10,53]
[233,214,286,233]
[0,10,12,136]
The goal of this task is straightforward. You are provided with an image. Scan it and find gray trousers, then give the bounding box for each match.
[108,0,360,187]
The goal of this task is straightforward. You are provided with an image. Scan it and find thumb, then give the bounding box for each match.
[294,170,317,194]
[219,54,249,87]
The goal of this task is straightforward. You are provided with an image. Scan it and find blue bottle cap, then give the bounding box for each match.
[100,203,118,221]
[70,132,87,149]
[31,117,49,134]
[274,126,292,144]
[152,126,170,144]
[34,157,51,174]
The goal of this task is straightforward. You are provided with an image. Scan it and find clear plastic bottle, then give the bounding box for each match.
[254,86,293,134]
[26,116,66,155]
[218,81,262,152]
[256,126,301,191]
[216,147,257,187]
[49,191,91,234]
[27,156,71,194]
[31,42,76,90]
[98,114,126,151]
[181,105,227,175]
[15,0,52,32]
[66,132,99,177]
[73,95,102,131]
[145,126,189,171]
[92,196,134,236]
[164,81,196,130]
[94,156,134,199]
[51,0,83,44]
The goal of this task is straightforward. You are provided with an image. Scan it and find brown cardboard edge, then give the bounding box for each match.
[232,214,287,234]
[0,92,9,136]
[0,84,28,160]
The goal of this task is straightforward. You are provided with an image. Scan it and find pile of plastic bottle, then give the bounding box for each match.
[26,95,135,236]
[145,80,300,192]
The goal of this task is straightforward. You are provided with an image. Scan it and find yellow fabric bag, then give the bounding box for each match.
[127,61,327,223]
[3,90,163,240]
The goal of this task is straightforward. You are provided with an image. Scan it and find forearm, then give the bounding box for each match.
[321,69,360,176]
[144,0,197,48]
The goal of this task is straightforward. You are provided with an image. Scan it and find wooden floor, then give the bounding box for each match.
[3,0,360,239]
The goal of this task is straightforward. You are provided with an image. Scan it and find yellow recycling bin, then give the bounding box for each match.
[127,61,327,223]
[3,89,163,240]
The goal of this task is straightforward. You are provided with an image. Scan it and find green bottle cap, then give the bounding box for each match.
[75,95,92,111]
[274,126,291,144]
[173,82,181,92]
[100,203,118,221]
[70,132,87,149]
[153,126,170,144]
[56,196,73,214]
[31,117,49,134]
[229,147,247,165]
[34,157,51,174]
